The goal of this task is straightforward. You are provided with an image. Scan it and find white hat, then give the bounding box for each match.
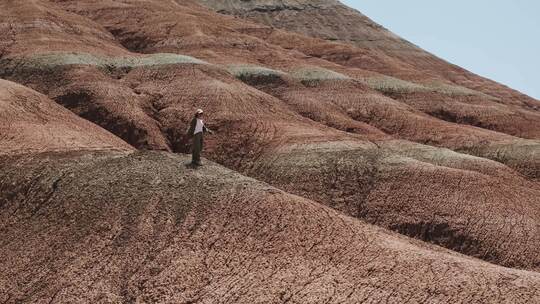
[196,109,203,114]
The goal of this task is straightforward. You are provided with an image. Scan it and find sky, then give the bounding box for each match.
[341,0,540,99]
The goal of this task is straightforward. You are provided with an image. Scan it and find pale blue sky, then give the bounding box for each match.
[341,0,540,99]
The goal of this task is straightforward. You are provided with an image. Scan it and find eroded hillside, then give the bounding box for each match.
[1,0,540,303]
[1,78,538,302]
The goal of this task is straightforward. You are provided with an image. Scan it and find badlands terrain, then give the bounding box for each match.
[1,0,539,303]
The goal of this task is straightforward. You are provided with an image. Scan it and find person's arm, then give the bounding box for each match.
[203,125,214,134]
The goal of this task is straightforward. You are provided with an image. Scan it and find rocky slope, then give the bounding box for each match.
[197,0,540,107]
[196,0,416,52]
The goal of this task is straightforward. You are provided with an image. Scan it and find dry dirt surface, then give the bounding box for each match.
[1,0,540,302]
[2,151,540,303]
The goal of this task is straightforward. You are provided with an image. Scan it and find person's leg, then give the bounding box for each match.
[200,135,204,162]
[192,133,202,165]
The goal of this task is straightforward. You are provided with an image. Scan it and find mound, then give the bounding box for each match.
[1,151,540,303]
[0,79,132,155]
[246,139,540,270]
[241,73,540,179]
[0,0,127,57]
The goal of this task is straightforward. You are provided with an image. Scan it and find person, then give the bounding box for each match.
[186,108,213,166]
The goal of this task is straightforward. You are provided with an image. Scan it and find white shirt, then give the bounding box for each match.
[194,118,204,134]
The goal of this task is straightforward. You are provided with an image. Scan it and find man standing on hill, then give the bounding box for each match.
[187,108,213,166]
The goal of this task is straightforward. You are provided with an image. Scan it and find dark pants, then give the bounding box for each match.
[192,132,203,164]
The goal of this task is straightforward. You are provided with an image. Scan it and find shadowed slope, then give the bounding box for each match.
[1,151,540,303]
